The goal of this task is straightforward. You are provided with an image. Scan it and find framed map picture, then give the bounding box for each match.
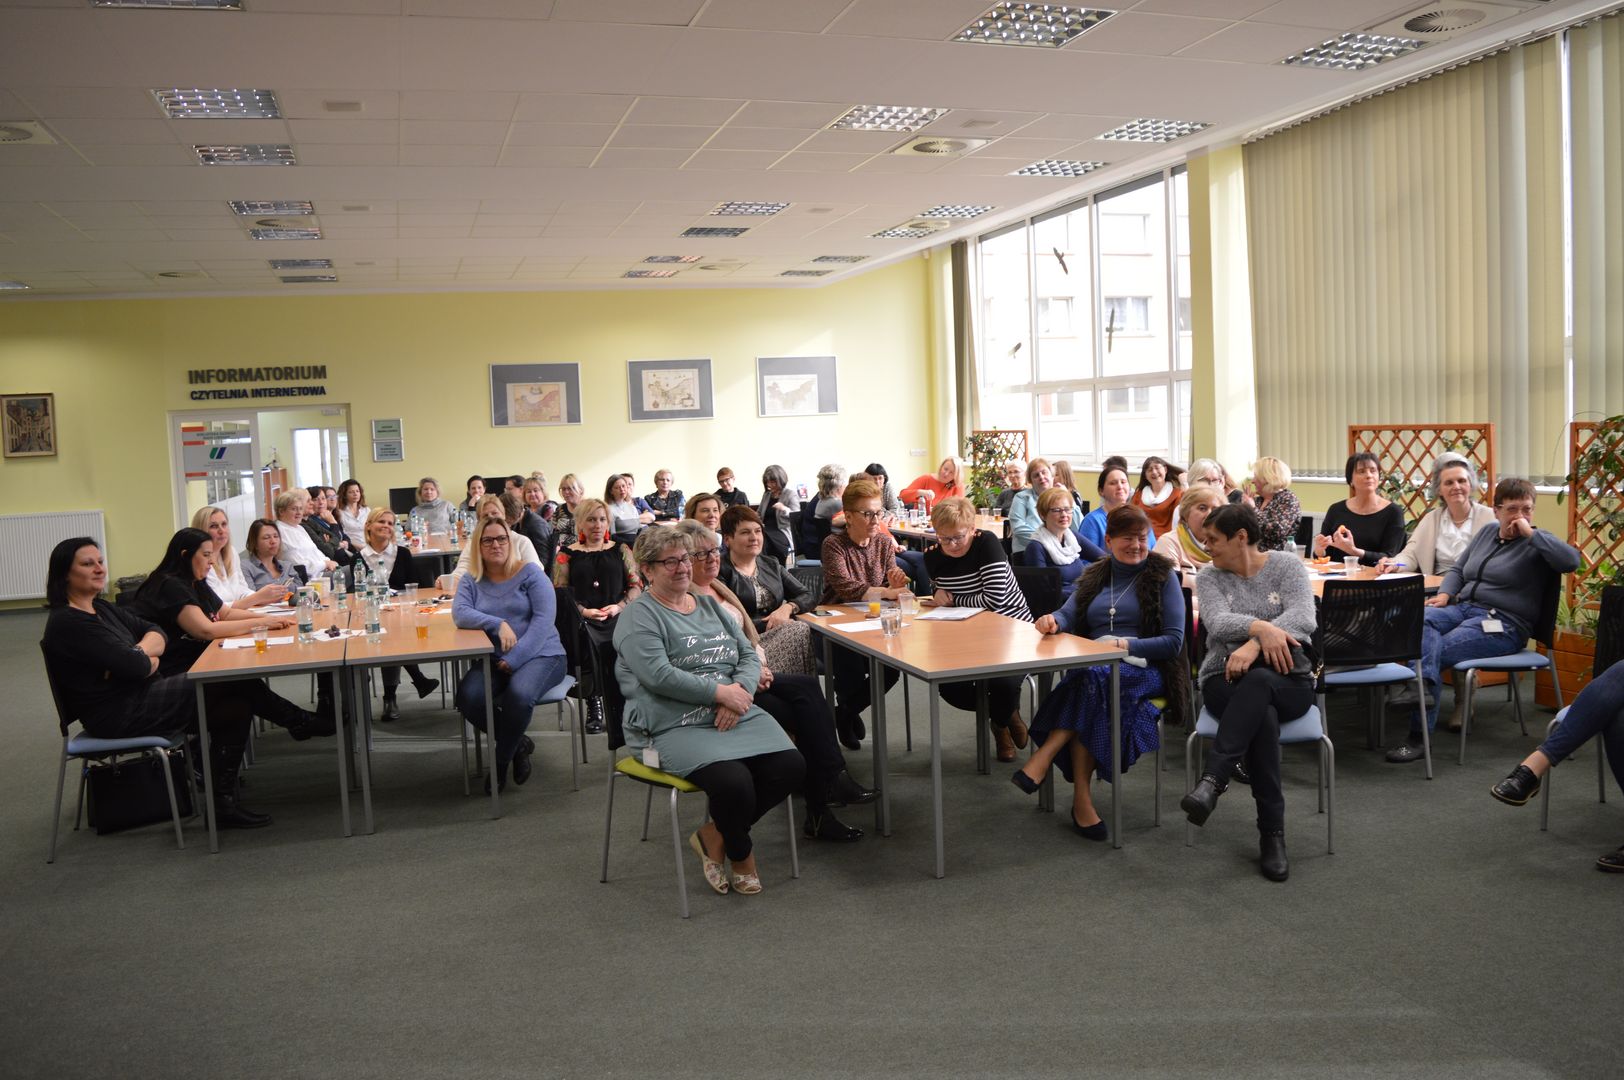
[489,363,582,427]
[627,358,713,422]
[2,392,57,458]
[756,356,837,417]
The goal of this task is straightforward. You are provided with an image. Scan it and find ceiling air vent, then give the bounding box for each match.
[891,136,988,158]
[1404,8,1488,32]
[0,121,57,145]
[1367,2,1522,42]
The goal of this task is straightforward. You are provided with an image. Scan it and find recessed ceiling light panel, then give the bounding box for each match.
[871,226,940,239]
[95,0,242,8]
[268,259,332,270]
[711,201,789,217]
[279,274,336,283]
[1280,32,1426,71]
[155,88,281,119]
[250,227,321,240]
[643,255,703,264]
[1096,118,1210,143]
[918,205,993,219]
[624,269,678,278]
[1013,158,1108,177]
[229,200,314,216]
[0,280,30,290]
[812,255,868,264]
[682,226,748,238]
[195,144,297,165]
[829,105,947,133]
[956,4,1116,48]
[781,270,831,277]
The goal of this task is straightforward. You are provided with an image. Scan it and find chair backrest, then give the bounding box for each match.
[1317,575,1426,667]
[1594,584,1624,676]
[552,584,588,680]
[1530,562,1563,649]
[790,564,824,601]
[801,510,832,555]
[1294,515,1315,550]
[1012,565,1064,619]
[1182,583,1204,673]
[38,641,75,738]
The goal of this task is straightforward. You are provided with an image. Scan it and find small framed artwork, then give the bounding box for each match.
[490,363,582,427]
[627,358,713,422]
[2,393,57,458]
[756,356,838,417]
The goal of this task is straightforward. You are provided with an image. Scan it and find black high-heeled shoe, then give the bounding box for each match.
[1011,770,1041,795]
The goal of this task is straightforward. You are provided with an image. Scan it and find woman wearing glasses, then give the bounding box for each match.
[819,475,912,749]
[553,497,641,733]
[924,497,1033,762]
[1023,486,1105,602]
[452,518,567,793]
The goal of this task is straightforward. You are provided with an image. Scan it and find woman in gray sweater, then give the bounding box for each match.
[1180,504,1319,882]
[614,525,804,897]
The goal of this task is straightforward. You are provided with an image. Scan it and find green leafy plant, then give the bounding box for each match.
[963,429,1027,510]
[1556,413,1624,634]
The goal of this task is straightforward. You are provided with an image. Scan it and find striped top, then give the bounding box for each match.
[922,531,1032,622]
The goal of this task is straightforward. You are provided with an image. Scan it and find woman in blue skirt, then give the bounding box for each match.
[1011,505,1188,841]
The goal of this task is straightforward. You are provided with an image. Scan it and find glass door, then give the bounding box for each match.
[172,413,261,543]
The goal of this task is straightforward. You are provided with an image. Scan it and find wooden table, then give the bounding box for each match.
[186,611,353,853]
[1300,562,1443,597]
[800,606,1126,876]
[343,596,497,831]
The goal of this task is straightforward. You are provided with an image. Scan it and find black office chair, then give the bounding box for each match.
[552,585,593,767]
[1314,575,1431,777]
[1012,565,1064,619]
[1541,584,1621,828]
[1293,514,1315,550]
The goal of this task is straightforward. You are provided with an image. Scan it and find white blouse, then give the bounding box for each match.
[276,520,329,581]
[1434,513,1476,573]
[337,506,369,550]
[205,558,253,604]
[362,542,397,582]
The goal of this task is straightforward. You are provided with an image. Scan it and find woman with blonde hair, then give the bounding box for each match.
[413,476,456,536]
[554,496,640,733]
[1152,485,1225,570]
[1008,458,1058,554]
[357,506,439,718]
[1023,486,1102,600]
[554,473,584,546]
[1240,456,1301,553]
[190,505,287,609]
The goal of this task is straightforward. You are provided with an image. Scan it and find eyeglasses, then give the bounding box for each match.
[1046,507,1072,516]
[851,509,884,521]
[479,537,509,548]
[654,553,694,571]
[938,532,972,546]
[693,547,720,561]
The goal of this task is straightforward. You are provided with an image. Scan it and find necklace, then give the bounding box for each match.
[1107,566,1122,634]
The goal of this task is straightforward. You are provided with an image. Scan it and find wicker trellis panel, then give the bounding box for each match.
[1347,424,1496,526]
[1566,420,1624,612]
[964,429,1029,509]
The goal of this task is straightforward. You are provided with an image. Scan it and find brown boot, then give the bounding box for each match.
[995,725,1016,763]
[1007,710,1029,750]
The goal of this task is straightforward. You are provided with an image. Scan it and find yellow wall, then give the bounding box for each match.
[0,257,938,592]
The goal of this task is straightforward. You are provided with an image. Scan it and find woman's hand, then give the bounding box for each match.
[714,681,753,714]
[1252,621,1300,674]
[885,567,911,590]
[1426,591,1452,608]
[757,664,775,692]
[638,511,655,525]
[247,583,289,607]
[267,616,295,630]
[497,620,518,652]
[497,660,512,674]
[715,705,742,732]
[1035,614,1059,634]
[147,655,160,677]
[1312,534,1330,558]
[1226,639,1261,681]
[1332,524,1360,556]
[324,559,338,572]
[932,588,952,608]
[765,603,794,630]
[581,607,609,621]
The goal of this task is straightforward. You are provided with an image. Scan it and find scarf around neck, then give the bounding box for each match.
[1034,526,1081,566]
[1176,521,1212,565]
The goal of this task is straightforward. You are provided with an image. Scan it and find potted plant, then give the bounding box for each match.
[963,428,1027,512]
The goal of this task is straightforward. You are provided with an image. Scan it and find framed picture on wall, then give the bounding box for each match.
[2,392,57,458]
[489,363,582,427]
[756,356,838,417]
[627,358,713,422]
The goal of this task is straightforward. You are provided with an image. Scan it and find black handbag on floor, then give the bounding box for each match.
[85,751,193,835]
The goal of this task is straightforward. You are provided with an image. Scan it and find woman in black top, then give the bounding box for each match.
[717,505,815,674]
[552,498,641,733]
[42,538,273,828]
[921,497,1033,762]
[302,486,355,567]
[1314,452,1407,566]
[356,508,440,719]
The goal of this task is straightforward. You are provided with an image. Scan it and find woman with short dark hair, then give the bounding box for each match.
[1313,452,1406,565]
[718,505,815,674]
[757,464,799,561]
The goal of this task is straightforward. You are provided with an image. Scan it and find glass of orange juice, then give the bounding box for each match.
[867,599,882,617]
[252,624,269,654]
[414,607,430,640]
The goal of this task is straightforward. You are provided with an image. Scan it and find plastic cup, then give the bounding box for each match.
[867,600,882,617]
[880,609,902,638]
[899,592,919,618]
[414,608,430,640]
[1344,556,1361,576]
[252,624,269,654]
[403,582,418,604]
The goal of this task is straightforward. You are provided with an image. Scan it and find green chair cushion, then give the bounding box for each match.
[615,755,700,793]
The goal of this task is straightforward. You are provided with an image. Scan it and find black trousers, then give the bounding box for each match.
[754,672,845,812]
[939,676,1023,728]
[88,673,252,766]
[831,642,899,720]
[688,748,806,861]
[582,619,626,725]
[1200,668,1314,834]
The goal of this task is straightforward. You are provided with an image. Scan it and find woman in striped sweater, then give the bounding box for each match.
[922,497,1033,761]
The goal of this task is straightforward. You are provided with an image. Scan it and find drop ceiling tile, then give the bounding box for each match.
[1136,0,1275,17]
[550,0,706,26]
[287,119,401,144]
[402,144,502,165]
[400,226,474,238]
[1176,19,1338,63]
[506,122,615,147]
[13,86,162,120]
[935,155,1058,177]
[400,119,510,145]
[45,200,144,219]
[544,225,617,237]
[400,200,481,214]
[0,146,90,167]
[471,226,543,238]
[251,0,405,12]
[513,93,635,124]
[473,214,553,228]
[400,91,520,122]
[1251,0,1400,30]
[160,229,253,243]
[935,110,1045,135]
[825,0,992,41]
[771,152,869,173]
[852,155,947,174]
[405,0,554,16]
[167,119,293,143]
[459,255,522,266]
[625,97,745,126]
[45,118,176,146]
[137,201,237,216]
[730,100,849,129]
[797,129,908,153]
[80,229,171,243]
[682,149,783,171]
[195,260,267,270]
[295,144,400,165]
[973,135,1087,160]
[1070,12,1231,56]
[695,0,849,33]
[397,213,477,227]
[608,124,716,149]
[1010,114,1123,141]
[480,199,560,213]
[274,90,402,120]
[498,146,598,167]
[706,126,813,151]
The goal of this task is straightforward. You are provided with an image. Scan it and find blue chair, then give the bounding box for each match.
[41,644,189,863]
[1539,584,1620,829]
[459,673,580,790]
[1184,704,1334,853]
[1315,576,1432,777]
[1454,569,1566,765]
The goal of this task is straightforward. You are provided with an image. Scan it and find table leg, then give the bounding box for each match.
[1037,672,1055,814]
[975,680,990,775]
[194,682,218,854]
[931,690,944,879]
[484,656,501,818]
[820,636,835,710]
[869,656,891,837]
[1110,659,1122,850]
[351,666,375,835]
[336,669,354,838]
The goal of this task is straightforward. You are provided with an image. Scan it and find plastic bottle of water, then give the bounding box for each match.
[364,594,382,643]
[332,570,348,611]
[296,590,315,644]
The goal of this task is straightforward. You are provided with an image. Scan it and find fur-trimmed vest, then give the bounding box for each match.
[1070,553,1191,730]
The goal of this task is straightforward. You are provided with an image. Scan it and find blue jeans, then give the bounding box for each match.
[896,549,931,595]
[1538,661,1624,792]
[456,652,568,765]
[1418,603,1527,734]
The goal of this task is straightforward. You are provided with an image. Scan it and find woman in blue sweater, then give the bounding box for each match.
[453,518,568,792]
[1012,505,1187,842]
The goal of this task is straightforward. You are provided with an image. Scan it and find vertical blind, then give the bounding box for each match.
[1244,39,1565,478]
[1570,12,1624,424]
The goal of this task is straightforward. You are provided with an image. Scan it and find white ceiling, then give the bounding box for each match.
[0,0,1605,297]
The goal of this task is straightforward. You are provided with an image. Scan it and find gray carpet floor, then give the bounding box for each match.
[2,608,1619,1080]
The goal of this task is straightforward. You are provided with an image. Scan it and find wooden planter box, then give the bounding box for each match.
[1537,630,1597,708]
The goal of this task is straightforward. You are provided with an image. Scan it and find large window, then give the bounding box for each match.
[976,167,1192,468]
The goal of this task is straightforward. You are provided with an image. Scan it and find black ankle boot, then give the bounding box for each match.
[412,674,440,699]
[284,708,336,740]
[1181,774,1227,827]
[584,697,606,735]
[212,753,271,828]
[381,692,400,721]
[1259,830,1289,881]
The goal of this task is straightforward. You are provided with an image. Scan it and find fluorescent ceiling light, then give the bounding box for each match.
[682,226,748,238]
[870,226,939,239]
[1281,32,1426,71]
[780,270,830,277]
[0,281,30,290]
[829,105,947,133]
[155,88,281,119]
[955,4,1115,48]
[279,275,336,283]
[624,269,678,278]
[268,259,332,270]
[918,205,993,219]
[1012,159,1107,177]
[643,255,703,264]
[229,200,313,216]
[250,227,321,240]
[195,144,297,165]
[94,1,242,8]
[812,255,867,264]
[711,202,788,217]
[1096,118,1209,143]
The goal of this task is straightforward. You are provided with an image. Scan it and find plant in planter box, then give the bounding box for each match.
[1543,413,1624,704]
[963,429,1027,511]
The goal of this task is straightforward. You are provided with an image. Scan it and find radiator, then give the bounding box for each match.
[0,510,106,601]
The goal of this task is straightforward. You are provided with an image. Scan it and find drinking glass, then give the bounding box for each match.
[880,609,902,638]
[252,624,269,654]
